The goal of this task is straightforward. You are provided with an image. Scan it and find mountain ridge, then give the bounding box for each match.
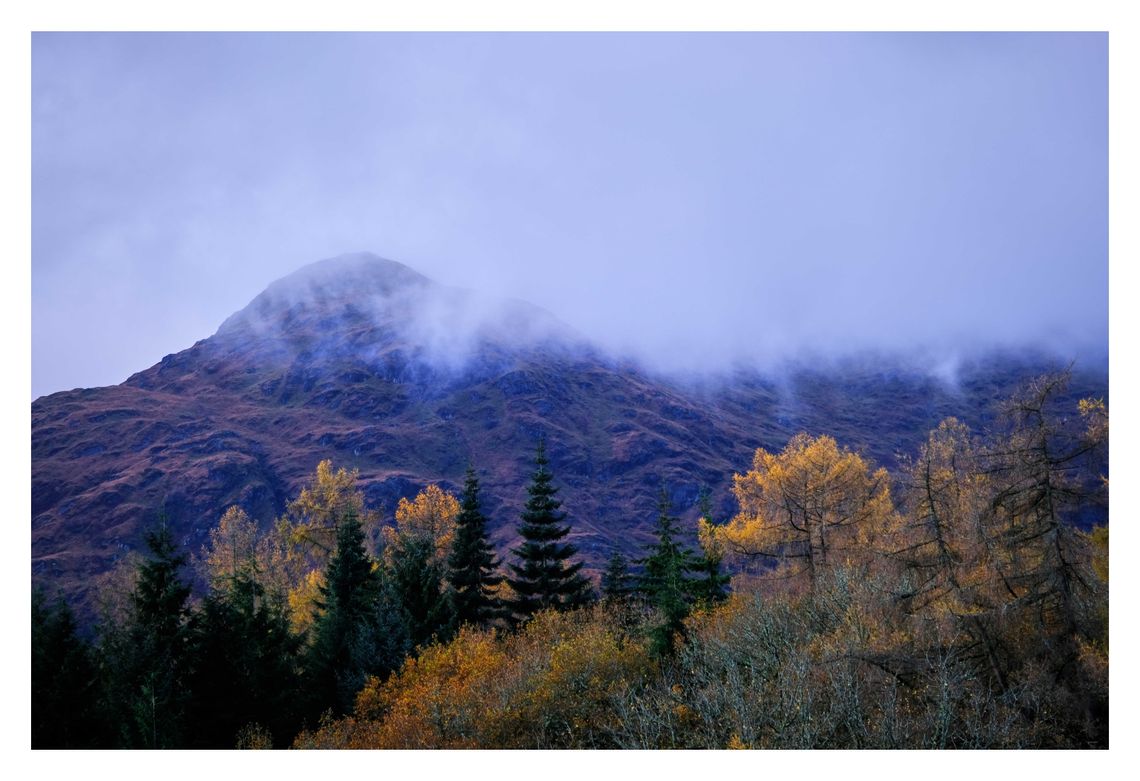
[32,253,1108,621]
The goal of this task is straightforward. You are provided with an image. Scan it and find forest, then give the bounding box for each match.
[31,370,1109,749]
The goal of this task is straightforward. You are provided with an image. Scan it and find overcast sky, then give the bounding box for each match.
[31,32,1107,399]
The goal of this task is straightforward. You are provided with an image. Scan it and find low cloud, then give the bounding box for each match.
[32,33,1107,398]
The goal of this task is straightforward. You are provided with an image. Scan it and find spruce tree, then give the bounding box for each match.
[507,439,594,620]
[306,509,403,717]
[388,530,455,648]
[32,590,103,748]
[448,467,504,628]
[185,570,303,747]
[600,550,634,603]
[638,489,697,657]
[103,522,193,748]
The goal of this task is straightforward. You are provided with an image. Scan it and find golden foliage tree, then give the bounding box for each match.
[196,506,261,590]
[383,484,461,648]
[892,418,993,616]
[281,460,378,555]
[385,484,459,565]
[294,607,652,749]
[720,433,895,586]
[265,460,380,632]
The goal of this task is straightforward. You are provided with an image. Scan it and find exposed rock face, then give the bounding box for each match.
[31,253,1107,618]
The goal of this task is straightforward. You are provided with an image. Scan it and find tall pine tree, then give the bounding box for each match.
[388,531,454,648]
[102,522,193,748]
[32,590,104,748]
[638,489,697,657]
[600,550,634,604]
[185,569,303,747]
[507,439,593,620]
[448,467,504,628]
[306,509,405,718]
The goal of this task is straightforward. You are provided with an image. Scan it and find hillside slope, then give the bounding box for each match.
[31,253,1107,616]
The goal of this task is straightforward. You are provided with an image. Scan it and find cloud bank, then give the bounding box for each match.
[32,33,1107,398]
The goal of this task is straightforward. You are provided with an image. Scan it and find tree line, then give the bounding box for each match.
[32,436,726,748]
[32,369,1108,749]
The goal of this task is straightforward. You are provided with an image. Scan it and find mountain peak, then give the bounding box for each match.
[272,252,433,293]
[216,252,431,337]
[210,252,585,375]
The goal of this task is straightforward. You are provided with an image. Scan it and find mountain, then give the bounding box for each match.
[31,253,1108,619]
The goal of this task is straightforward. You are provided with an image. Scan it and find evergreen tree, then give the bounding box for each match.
[32,590,104,748]
[638,489,697,657]
[388,530,455,648]
[385,485,459,649]
[102,522,193,748]
[692,489,731,607]
[185,569,303,747]
[507,439,594,620]
[447,467,504,628]
[600,550,634,603]
[306,509,405,718]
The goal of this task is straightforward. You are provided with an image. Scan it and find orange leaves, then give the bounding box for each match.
[258,459,379,621]
[282,459,379,556]
[697,516,725,562]
[285,569,325,634]
[297,608,652,749]
[511,613,652,746]
[719,433,896,586]
[386,484,459,565]
[359,627,508,748]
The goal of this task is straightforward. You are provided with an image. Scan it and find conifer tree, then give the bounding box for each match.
[601,550,634,603]
[388,531,455,648]
[32,590,103,748]
[507,439,594,620]
[638,489,697,657]
[103,522,193,748]
[448,467,504,628]
[385,485,459,648]
[306,509,404,717]
[186,566,303,747]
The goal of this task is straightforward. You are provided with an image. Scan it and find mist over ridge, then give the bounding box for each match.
[34,246,1110,630]
[195,250,1108,400]
[32,33,1106,399]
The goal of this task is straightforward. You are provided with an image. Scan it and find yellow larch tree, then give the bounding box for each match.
[196,505,261,590]
[719,433,895,587]
[264,459,380,632]
[892,418,993,617]
[385,483,459,566]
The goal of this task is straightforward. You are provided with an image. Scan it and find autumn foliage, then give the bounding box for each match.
[31,371,1107,749]
[296,608,653,749]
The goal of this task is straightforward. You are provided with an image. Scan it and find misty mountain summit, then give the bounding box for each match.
[32,252,1106,622]
[207,252,587,383]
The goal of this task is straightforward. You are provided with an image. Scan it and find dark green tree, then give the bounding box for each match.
[447,467,504,628]
[600,550,634,603]
[388,531,455,649]
[306,509,405,718]
[185,569,303,747]
[101,522,193,748]
[507,439,594,620]
[32,590,104,748]
[638,489,698,657]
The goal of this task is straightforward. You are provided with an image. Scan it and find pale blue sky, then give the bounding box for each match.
[31,32,1107,398]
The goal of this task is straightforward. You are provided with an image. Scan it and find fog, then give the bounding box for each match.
[218,252,588,374]
[32,33,1107,400]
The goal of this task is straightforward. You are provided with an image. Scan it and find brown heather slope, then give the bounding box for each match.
[31,253,1107,621]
